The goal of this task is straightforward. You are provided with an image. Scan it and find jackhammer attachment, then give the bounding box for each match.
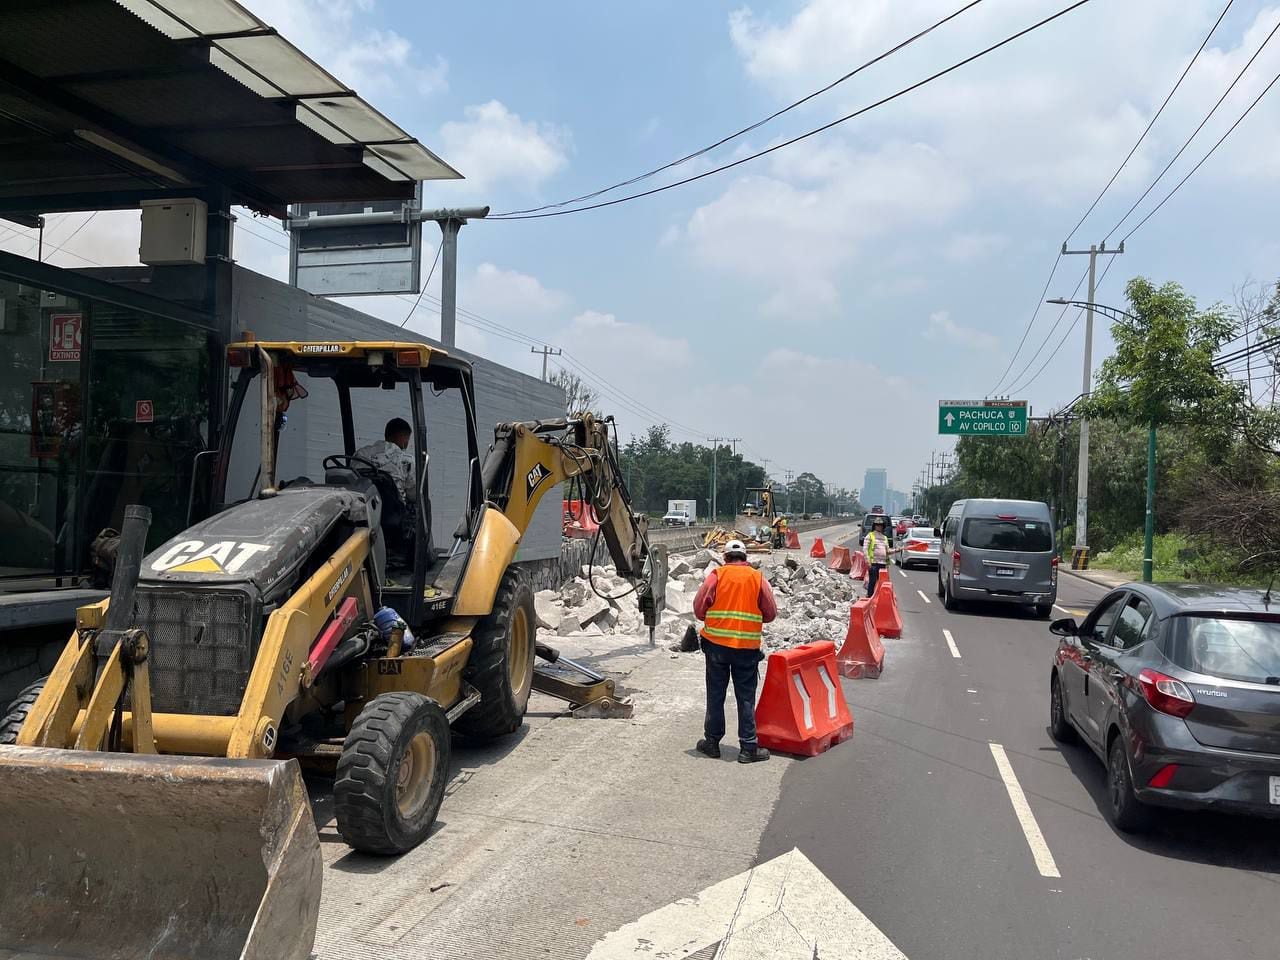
[0,747,321,960]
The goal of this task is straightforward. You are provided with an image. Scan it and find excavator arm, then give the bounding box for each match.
[468,413,669,717]
[478,413,667,635]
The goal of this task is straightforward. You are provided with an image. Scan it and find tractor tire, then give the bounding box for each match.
[0,677,46,744]
[453,569,536,740]
[334,692,451,855]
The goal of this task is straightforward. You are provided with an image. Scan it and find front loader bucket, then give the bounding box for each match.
[0,747,321,960]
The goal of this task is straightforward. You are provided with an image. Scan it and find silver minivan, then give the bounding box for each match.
[937,498,1057,617]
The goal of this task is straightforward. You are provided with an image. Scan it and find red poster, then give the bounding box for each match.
[135,399,154,423]
[49,313,82,362]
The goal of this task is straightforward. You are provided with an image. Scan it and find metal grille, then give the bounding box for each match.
[136,588,254,716]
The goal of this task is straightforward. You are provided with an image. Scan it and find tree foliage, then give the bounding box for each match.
[1082,277,1241,430]
[549,368,599,417]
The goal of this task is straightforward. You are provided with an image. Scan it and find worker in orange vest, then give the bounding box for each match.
[692,540,778,763]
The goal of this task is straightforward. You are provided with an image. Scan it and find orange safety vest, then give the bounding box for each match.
[701,563,764,650]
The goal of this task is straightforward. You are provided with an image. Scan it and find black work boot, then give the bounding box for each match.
[738,745,771,763]
[695,738,721,759]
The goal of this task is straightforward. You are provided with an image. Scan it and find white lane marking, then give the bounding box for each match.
[943,629,961,659]
[988,743,1061,879]
[587,848,910,959]
[1053,604,1072,615]
[917,589,932,605]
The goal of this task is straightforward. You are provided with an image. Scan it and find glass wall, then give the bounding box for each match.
[0,281,84,579]
[0,277,213,584]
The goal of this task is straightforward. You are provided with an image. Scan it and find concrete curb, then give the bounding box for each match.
[1059,566,1132,589]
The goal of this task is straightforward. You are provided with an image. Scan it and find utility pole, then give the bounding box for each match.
[1061,241,1124,568]
[530,345,562,381]
[707,438,740,521]
[785,469,795,515]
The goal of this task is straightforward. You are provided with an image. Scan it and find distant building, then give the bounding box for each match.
[863,468,888,511]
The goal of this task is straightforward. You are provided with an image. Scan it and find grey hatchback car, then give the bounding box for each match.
[937,498,1057,617]
[1050,582,1280,831]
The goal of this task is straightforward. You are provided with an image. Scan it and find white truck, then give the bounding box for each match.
[662,499,697,527]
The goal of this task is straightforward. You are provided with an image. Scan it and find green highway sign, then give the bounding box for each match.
[938,400,1028,436]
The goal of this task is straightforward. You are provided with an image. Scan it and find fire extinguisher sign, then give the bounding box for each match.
[49,314,82,362]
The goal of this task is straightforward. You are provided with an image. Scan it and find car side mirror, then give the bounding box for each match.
[1049,617,1078,637]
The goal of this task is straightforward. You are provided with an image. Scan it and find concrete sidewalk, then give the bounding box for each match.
[313,632,788,959]
[1059,565,1131,590]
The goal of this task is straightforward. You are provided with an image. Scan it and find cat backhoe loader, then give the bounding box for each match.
[0,340,666,960]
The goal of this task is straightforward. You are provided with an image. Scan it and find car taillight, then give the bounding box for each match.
[952,550,960,574]
[1051,555,1059,584]
[1137,668,1195,718]
[1148,764,1179,788]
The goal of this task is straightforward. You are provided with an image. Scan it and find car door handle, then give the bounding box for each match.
[1108,669,1126,683]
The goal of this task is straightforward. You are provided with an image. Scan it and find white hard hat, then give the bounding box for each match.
[725,539,747,557]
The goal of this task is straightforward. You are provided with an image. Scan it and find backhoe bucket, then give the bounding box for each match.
[0,747,321,960]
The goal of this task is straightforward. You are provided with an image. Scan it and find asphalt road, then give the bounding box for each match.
[760,562,1280,960]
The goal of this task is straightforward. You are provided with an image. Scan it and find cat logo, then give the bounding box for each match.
[150,540,271,575]
[526,462,551,499]
[325,562,352,605]
[299,343,343,354]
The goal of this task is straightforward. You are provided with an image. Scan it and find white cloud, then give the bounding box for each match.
[683,140,968,317]
[944,231,1007,263]
[240,1,447,99]
[439,101,569,191]
[566,310,692,368]
[922,310,999,351]
[464,263,569,318]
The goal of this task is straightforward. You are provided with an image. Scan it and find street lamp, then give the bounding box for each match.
[1046,297,1156,583]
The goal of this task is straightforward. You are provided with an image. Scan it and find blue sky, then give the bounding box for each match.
[9,0,1280,496]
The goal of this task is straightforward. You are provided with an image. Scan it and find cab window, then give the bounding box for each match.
[1084,593,1126,644]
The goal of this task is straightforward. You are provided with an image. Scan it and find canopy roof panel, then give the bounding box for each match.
[0,0,461,218]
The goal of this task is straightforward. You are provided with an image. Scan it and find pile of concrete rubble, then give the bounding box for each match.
[536,549,859,653]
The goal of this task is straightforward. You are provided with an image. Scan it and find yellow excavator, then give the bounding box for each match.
[0,340,667,960]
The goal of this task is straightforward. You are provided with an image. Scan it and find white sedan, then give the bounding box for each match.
[895,527,941,569]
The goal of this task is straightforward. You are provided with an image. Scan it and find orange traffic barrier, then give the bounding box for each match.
[809,538,826,559]
[836,599,884,679]
[870,569,904,638]
[755,641,854,757]
[850,550,869,582]
[784,530,801,549]
[827,546,852,573]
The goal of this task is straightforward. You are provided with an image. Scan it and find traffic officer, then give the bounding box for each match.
[865,516,891,598]
[692,540,778,763]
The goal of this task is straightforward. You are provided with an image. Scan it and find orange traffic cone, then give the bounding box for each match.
[810,538,826,559]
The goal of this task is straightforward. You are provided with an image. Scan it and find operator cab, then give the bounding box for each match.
[212,340,485,626]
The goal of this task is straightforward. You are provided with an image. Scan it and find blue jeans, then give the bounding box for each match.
[702,639,763,750]
[867,563,885,597]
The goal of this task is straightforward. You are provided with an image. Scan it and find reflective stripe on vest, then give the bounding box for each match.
[701,563,764,650]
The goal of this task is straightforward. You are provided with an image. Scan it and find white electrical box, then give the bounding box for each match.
[139,197,207,266]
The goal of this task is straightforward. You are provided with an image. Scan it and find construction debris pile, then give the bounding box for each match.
[537,549,858,653]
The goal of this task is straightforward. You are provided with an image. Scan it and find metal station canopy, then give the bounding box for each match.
[0,0,461,220]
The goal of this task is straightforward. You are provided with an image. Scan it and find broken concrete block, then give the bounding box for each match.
[580,622,605,637]
[665,586,695,618]
[561,578,589,606]
[557,617,579,637]
[595,605,619,630]
[534,595,563,631]
[680,573,702,593]
[667,557,692,579]
[576,593,610,628]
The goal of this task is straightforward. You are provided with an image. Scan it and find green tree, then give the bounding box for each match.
[1082,277,1242,580]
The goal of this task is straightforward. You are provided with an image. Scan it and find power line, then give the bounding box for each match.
[400,241,442,326]
[1120,64,1280,243]
[1066,0,1235,244]
[1104,10,1280,243]
[492,0,989,217]
[991,2,1233,396]
[488,0,1095,221]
